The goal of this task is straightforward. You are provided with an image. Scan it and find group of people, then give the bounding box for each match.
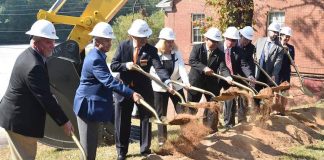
[0,18,294,160]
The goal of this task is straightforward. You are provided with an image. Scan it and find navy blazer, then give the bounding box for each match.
[110,40,170,100]
[279,43,295,83]
[188,43,230,95]
[74,48,133,122]
[0,47,69,138]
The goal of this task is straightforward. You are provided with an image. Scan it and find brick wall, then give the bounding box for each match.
[164,0,324,74]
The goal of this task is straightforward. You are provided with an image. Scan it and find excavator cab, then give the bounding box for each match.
[37,0,127,149]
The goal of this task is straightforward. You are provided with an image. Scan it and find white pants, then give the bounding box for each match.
[6,130,37,160]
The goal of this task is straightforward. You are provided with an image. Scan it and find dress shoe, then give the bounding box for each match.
[117,154,126,160]
[141,149,152,157]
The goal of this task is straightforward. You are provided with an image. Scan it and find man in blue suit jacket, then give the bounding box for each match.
[73,22,142,160]
[111,19,173,160]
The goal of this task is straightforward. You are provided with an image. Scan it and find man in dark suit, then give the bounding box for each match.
[0,20,74,159]
[73,22,143,160]
[254,22,284,90]
[187,27,232,133]
[222,27,255,128]
[110,19,174,160]
[237,26,257,123]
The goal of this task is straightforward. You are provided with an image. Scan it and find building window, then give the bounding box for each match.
[191,13,205,43]
[267,11,285,27]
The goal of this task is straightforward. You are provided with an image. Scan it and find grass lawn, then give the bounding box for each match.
[280,141,324,160]
[0,119,181,160]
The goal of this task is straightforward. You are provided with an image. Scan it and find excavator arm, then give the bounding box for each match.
[37,0,128,149]
[37,0,127,52]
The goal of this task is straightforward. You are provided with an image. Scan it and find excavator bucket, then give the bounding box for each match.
[39,41,81,149]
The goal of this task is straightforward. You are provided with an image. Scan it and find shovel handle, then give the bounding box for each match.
[211,73,256,96]
[254,60,278,87]
[138,99,163,124]
[71,132,87,160]
[130,64,186,103]
[284,49,313,96]
[232,74,269,87]
[170,80,216,97]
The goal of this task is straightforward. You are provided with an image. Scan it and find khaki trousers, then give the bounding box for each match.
[5,130,37,160]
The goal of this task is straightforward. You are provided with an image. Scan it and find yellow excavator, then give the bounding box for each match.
[37,0,128,149]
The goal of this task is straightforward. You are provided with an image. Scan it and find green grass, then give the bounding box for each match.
[280,141,324,160]
[0,119,180,160]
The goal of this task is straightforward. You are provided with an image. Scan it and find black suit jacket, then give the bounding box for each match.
[188,43,230,95]
[110,40,170,101]
[0,47,69,138]
[241,43,256,75]
[228,46,253,78]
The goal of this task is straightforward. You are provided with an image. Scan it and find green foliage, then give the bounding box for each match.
[112,10,164,45]
[195,0,254,32]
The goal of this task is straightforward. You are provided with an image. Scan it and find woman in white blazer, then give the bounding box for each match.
[150,28,190,146]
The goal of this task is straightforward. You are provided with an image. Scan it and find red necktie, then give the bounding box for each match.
[225,49,233,75]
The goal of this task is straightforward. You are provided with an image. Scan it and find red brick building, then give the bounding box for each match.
[157,0,324,75]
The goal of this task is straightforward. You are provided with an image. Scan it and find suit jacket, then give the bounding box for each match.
[255,37,284,83]
[279,43,295,83]
[74,48,133,122]
[150,50,189,92]
[188,43,230,95]
[240,43,256,75]
[110,40,170,101]
[0,47,68,138]
[226,46,253,78]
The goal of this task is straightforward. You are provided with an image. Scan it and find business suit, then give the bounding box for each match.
[237,42,256,123]
[279,43,295,83]
[223,45,253,127]
[240,43,256,75]
[0,47,69,138]
[254,37,284,89]
[110,40,170,156]
[74,48,133,160]
[188,43,230,132]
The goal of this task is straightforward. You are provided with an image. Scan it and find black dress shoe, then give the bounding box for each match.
[117,154,126,160]
[141,150,152,157]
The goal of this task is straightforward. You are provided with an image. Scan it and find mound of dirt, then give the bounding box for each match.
[151,106,324,160]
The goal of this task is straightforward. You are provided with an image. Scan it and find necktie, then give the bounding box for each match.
[207,50,212,60]
[133,47,139,64]
[264,41,271,61]
[225,49,233,75]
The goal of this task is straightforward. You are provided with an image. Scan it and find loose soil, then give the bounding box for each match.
[150,105,324,160]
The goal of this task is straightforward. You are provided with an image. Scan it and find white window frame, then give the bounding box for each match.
[191,13,205,44]
[267,11,285,28]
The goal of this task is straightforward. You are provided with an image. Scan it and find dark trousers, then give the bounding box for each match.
[223,96,248,127]
[187,90,218,132]
[114,93,152,156]
[77,116,99,160]
[153,89,185,143]
[237,96,248,122]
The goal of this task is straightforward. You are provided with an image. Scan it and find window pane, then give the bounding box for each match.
[192,13,205,43]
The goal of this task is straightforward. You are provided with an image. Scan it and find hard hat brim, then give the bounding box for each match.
[26,30,59,40]
[128,28,152,38]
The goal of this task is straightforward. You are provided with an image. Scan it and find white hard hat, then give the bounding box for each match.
[223,26,240,39]
[128,19,152,37]
[280,26,292,36]
[26,19,59,39]
[158,27,175,40]
[203,27,223,41]
[268,22,281,32]
[89,22,115,39]
[239,26,254,40]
